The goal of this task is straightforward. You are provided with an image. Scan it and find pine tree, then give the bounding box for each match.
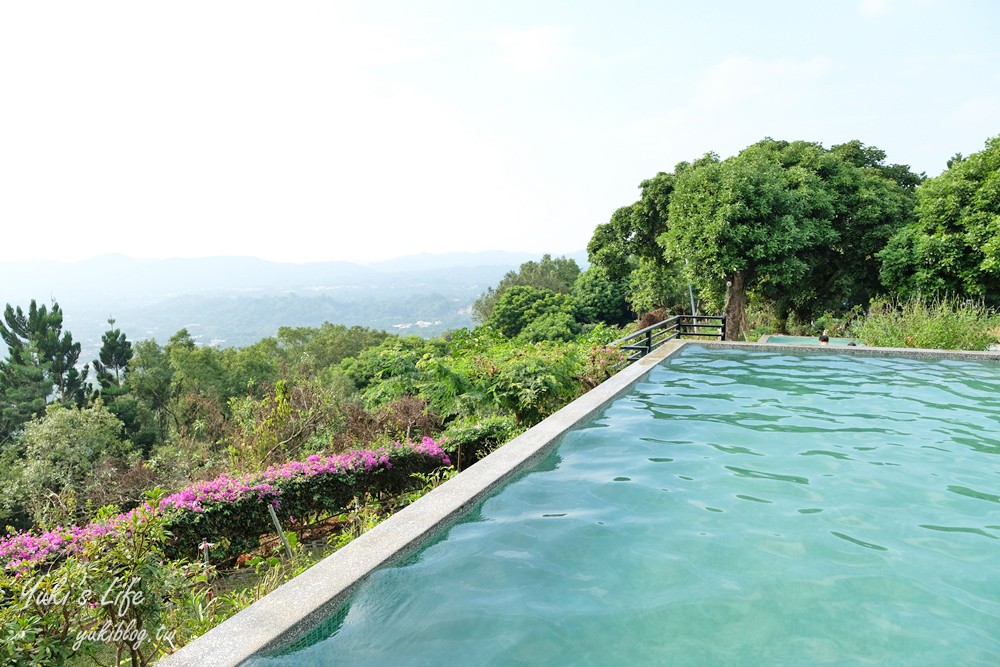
[0,300,90,443]
[93,318,133,390]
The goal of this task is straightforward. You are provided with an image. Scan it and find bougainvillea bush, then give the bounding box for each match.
[0,438,450,575]
[0,439,451,665]
[163,437,450,562]
[1,493,216,667]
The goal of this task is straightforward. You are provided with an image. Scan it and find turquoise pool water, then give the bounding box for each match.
[249,346,1000,666]
[762,335,859,346]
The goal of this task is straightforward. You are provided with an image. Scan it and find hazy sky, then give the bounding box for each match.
[1,1,997,264]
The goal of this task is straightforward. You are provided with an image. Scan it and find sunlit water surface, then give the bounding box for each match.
[251,346,1000,666]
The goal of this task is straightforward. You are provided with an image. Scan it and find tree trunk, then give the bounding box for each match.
[724,272,748,341]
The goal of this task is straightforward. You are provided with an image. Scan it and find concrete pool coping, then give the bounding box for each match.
[157,340,1000,666]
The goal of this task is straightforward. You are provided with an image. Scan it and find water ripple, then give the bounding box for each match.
[725,466,809,484]
[831,531,889,551]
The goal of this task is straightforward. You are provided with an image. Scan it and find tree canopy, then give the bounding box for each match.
[592,138,921,338]
[587,170,693,315]
[0,300,90,442]
[879,134,1000,303]
[93,318,133,390]
[472,254,581,323]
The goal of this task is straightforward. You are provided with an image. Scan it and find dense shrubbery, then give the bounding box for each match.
[0,491,215,667]
[851,296,1000,350]
[439,415,523,470]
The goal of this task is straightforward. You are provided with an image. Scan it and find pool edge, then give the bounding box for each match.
[157,340,688,667]
[701,339,1000,362]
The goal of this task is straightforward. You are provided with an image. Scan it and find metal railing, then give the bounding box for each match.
[609,315,725,370]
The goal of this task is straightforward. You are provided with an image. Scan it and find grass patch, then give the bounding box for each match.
[851,296,1000,350]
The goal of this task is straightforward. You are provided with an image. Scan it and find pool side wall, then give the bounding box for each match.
[157,340,688,667]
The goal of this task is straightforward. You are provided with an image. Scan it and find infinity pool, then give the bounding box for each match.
[249,346,1000,666]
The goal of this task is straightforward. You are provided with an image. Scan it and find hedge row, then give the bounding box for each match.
[1,437,450,573]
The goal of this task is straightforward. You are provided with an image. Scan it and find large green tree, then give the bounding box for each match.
[879,134,1000,302]
[664,148,837,337]
[720,139,920,326]
[0,300,90,442]
[571,265,631,326]
[17,401,132,525]
[487,285,577,339]
[595,139,918,339]
[472,254,581,322]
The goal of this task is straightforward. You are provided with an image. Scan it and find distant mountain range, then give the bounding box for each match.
[0,250,588,359]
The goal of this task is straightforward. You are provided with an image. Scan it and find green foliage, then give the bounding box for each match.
[339,336,442,408]
[166,329,278,417]
[581,346,629,387]
[789,139,920,318]
[472,254,581,323]
[588,170,694,316]
[17,402,133,527]
[440,414,523,469]
[0,359,48,447]
[487,285,575,339]
[587,206,638,282]
[136,333,257,448]
[0,557,95,666]
[743,303,784,341]
[666,145,837,327]
[588,172,677,281]
[272,323,390,379]
[473,342,583,424]
[127,340,174,442]
[661,138,919,338]
[413,353,485,420]
[850,296,1000,350]
[879,135,1000,303]
[626,257,691,316]
[572,266,631,325]
[810,307,863,338]
[518,310,580,343]
[594,138,920,337]
[93,318,133,391]
[226,379,345,472]
[0,300,90,443]
[0,490,213,667]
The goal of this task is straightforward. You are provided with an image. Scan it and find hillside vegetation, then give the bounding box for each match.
[1,134,998,665]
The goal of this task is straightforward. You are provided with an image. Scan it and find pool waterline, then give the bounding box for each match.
[158,341,1000,667]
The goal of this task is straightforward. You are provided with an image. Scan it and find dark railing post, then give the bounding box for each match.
[608,314,723,370]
